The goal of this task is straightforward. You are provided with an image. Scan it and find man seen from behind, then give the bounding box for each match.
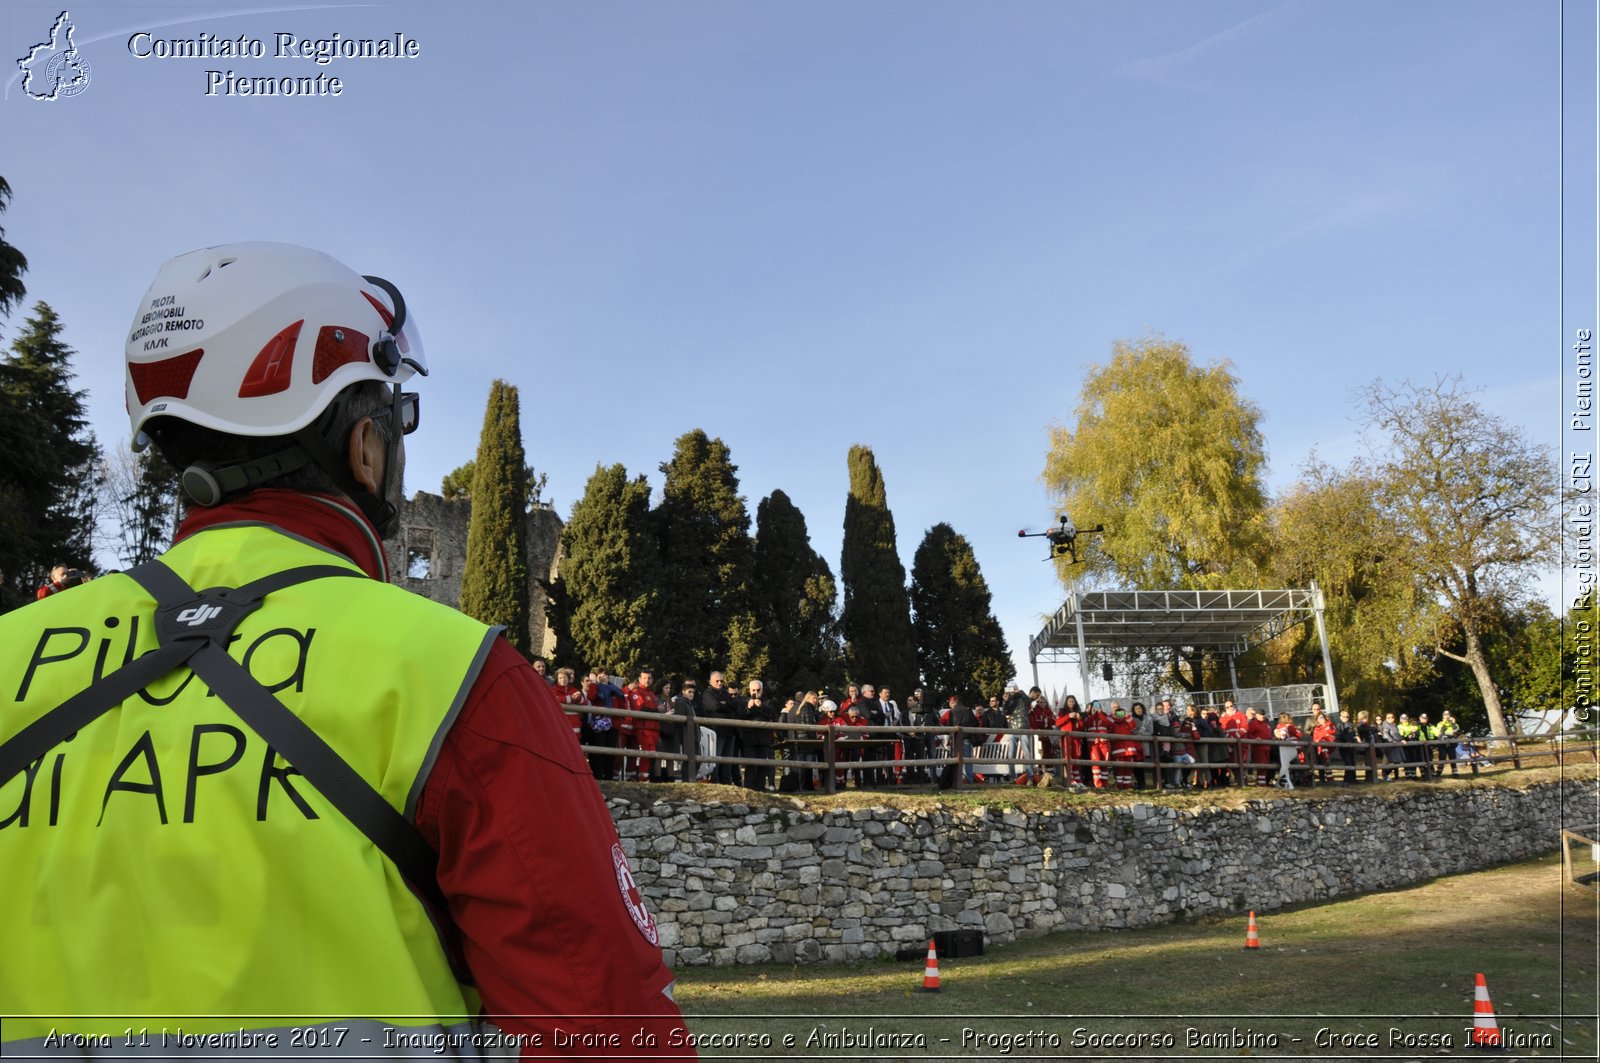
[0,242,693,1057]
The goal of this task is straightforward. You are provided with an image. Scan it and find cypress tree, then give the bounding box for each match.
[911,522,1011,703]
[653,430,755,680]
[839,444,918,693]
[561,463,660,675]
[0,302,100,611]
[458,380,530,654]
[752,489,842,696]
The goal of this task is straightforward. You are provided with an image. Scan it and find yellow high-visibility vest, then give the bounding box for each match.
[0,524,498,1044]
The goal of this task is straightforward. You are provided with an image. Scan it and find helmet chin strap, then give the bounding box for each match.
[175,387,402,539]
[180,446,314,507]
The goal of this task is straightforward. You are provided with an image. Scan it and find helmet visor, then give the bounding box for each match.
[391,305,427,379]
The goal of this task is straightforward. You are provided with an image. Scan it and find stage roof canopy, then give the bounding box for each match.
[1028,588,1322,664]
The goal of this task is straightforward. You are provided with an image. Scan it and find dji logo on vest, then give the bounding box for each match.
[176,605,222,627]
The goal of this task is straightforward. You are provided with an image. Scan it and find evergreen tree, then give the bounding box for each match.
[458,380,530,654]
[911,523,1011,703]
[0,177,29,612]
[653,430,755,680]
[101,442,180,567]
[0,302,101,611]
[441,462,473,501]
[0,177,27,326]
[560,463,660,675]
[839,444,918,693]
[752,490,842,696]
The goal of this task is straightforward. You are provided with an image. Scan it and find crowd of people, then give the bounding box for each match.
[534,666,1478,793]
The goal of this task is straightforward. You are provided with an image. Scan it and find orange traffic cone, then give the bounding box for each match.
[1470,973,1502,1049]
[1242,911,1260,951]
[920,940,942,992]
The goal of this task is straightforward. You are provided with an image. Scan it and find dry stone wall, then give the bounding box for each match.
[609,779,1591,968]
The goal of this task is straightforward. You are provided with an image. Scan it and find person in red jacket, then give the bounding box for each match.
[34,564,91,599]
[1308,706,1335,783]
[1217,699,1245,787]
[17,241,694,1056]
[1022,688,1057,786]
[551,667,589,744]
[1107,705,1138,789]
[1083,700,1114,789]
[1244,706,1275,785]
[1273,712,1304,789]
[839,700,870,786]
[1055,696,1085,789]
[622,668,661,783]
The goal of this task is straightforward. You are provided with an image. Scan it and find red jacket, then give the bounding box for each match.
[1108,714,1138,756]
[1276,722,1306,762]
[551,683,588,737]
[173,491,692,1056]
[623,684,660,738]
[1027,703,1054,732]
[1056,712,1083,756]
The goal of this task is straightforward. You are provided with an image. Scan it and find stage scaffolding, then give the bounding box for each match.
[1027,586,1340,716]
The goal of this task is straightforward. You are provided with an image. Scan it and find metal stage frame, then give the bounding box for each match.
[1027,586,1340,715]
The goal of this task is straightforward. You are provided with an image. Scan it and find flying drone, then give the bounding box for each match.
[1018,515,1105,565]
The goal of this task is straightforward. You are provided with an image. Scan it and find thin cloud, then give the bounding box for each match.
[1195,188,1404,284]
[1114,0,1312,85]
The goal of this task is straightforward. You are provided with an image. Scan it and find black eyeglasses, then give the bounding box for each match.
[397,390,420,434]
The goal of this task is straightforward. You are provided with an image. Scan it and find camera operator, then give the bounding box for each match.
[35,565,91,600]
[742,680,776,791]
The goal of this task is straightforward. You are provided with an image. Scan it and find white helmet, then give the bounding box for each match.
[125,241,426,442]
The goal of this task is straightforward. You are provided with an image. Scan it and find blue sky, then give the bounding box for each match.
[2,0,1592,694]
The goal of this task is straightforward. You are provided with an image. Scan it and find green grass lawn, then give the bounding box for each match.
[671,853,1597,1060]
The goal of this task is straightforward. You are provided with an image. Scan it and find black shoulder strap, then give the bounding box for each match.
[0,560,449,919]
[0,639,196,790]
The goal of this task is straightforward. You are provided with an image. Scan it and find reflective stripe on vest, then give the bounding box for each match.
[0,524,498,1042]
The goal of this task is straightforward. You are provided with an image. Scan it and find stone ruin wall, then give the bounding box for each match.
[385,491,563,657]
